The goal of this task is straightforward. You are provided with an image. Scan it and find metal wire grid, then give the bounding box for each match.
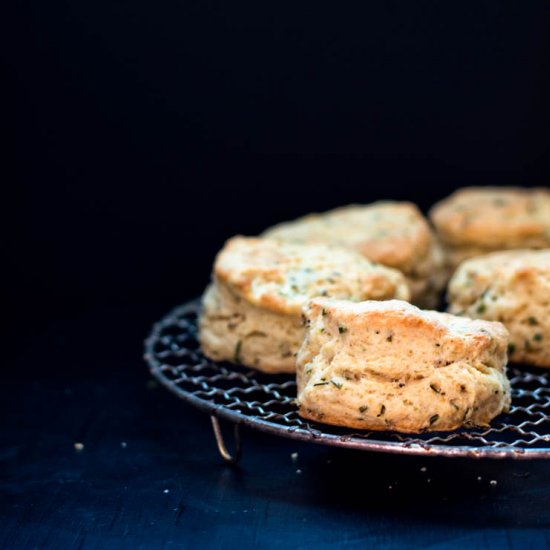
[144,300,550,459]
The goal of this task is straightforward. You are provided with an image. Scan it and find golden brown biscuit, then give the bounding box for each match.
[448,250,550,368]
[262,202,446,308]
[430,187,550,269]
[296,298,510,432]
[199,237,410,373]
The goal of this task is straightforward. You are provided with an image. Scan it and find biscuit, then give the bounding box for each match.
[296,298,510,432]
[430,187,550,269]
[262,202,446,308]
[448,250,550,368]
[199,237,410,373]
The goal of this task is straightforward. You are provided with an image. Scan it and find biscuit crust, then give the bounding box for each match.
[448,250,550,368]
[296,299,510,432]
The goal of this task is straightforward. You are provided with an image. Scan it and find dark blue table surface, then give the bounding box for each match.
[3,305,550,549]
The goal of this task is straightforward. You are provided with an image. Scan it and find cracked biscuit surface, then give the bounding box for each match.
[448,250,550,368]
[430,187,550,269]
[296,299,510,432]
[199,237,409,373]
[262,202,446,308]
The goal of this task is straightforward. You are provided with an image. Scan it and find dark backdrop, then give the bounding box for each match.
[3,5,550,546]
[6,0,550,325]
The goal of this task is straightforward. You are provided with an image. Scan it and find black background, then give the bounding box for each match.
[4,1,550,548]
[6,0,550,324]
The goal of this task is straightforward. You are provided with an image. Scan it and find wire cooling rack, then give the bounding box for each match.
[144,299,550,461]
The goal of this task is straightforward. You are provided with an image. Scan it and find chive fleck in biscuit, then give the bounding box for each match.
[199,236,410,373]
[296,298,510,432]
[448,250,550,368]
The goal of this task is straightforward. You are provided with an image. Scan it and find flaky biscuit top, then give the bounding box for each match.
[430,187,550,248]
[262,202,435,274]
[214,236,410,316]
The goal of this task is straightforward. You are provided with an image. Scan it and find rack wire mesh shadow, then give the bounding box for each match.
[144,300,550,462]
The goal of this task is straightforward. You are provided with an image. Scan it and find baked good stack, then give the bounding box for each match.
[198,187,550,434]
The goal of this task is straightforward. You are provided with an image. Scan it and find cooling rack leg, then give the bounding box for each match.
[210,416,241,464]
